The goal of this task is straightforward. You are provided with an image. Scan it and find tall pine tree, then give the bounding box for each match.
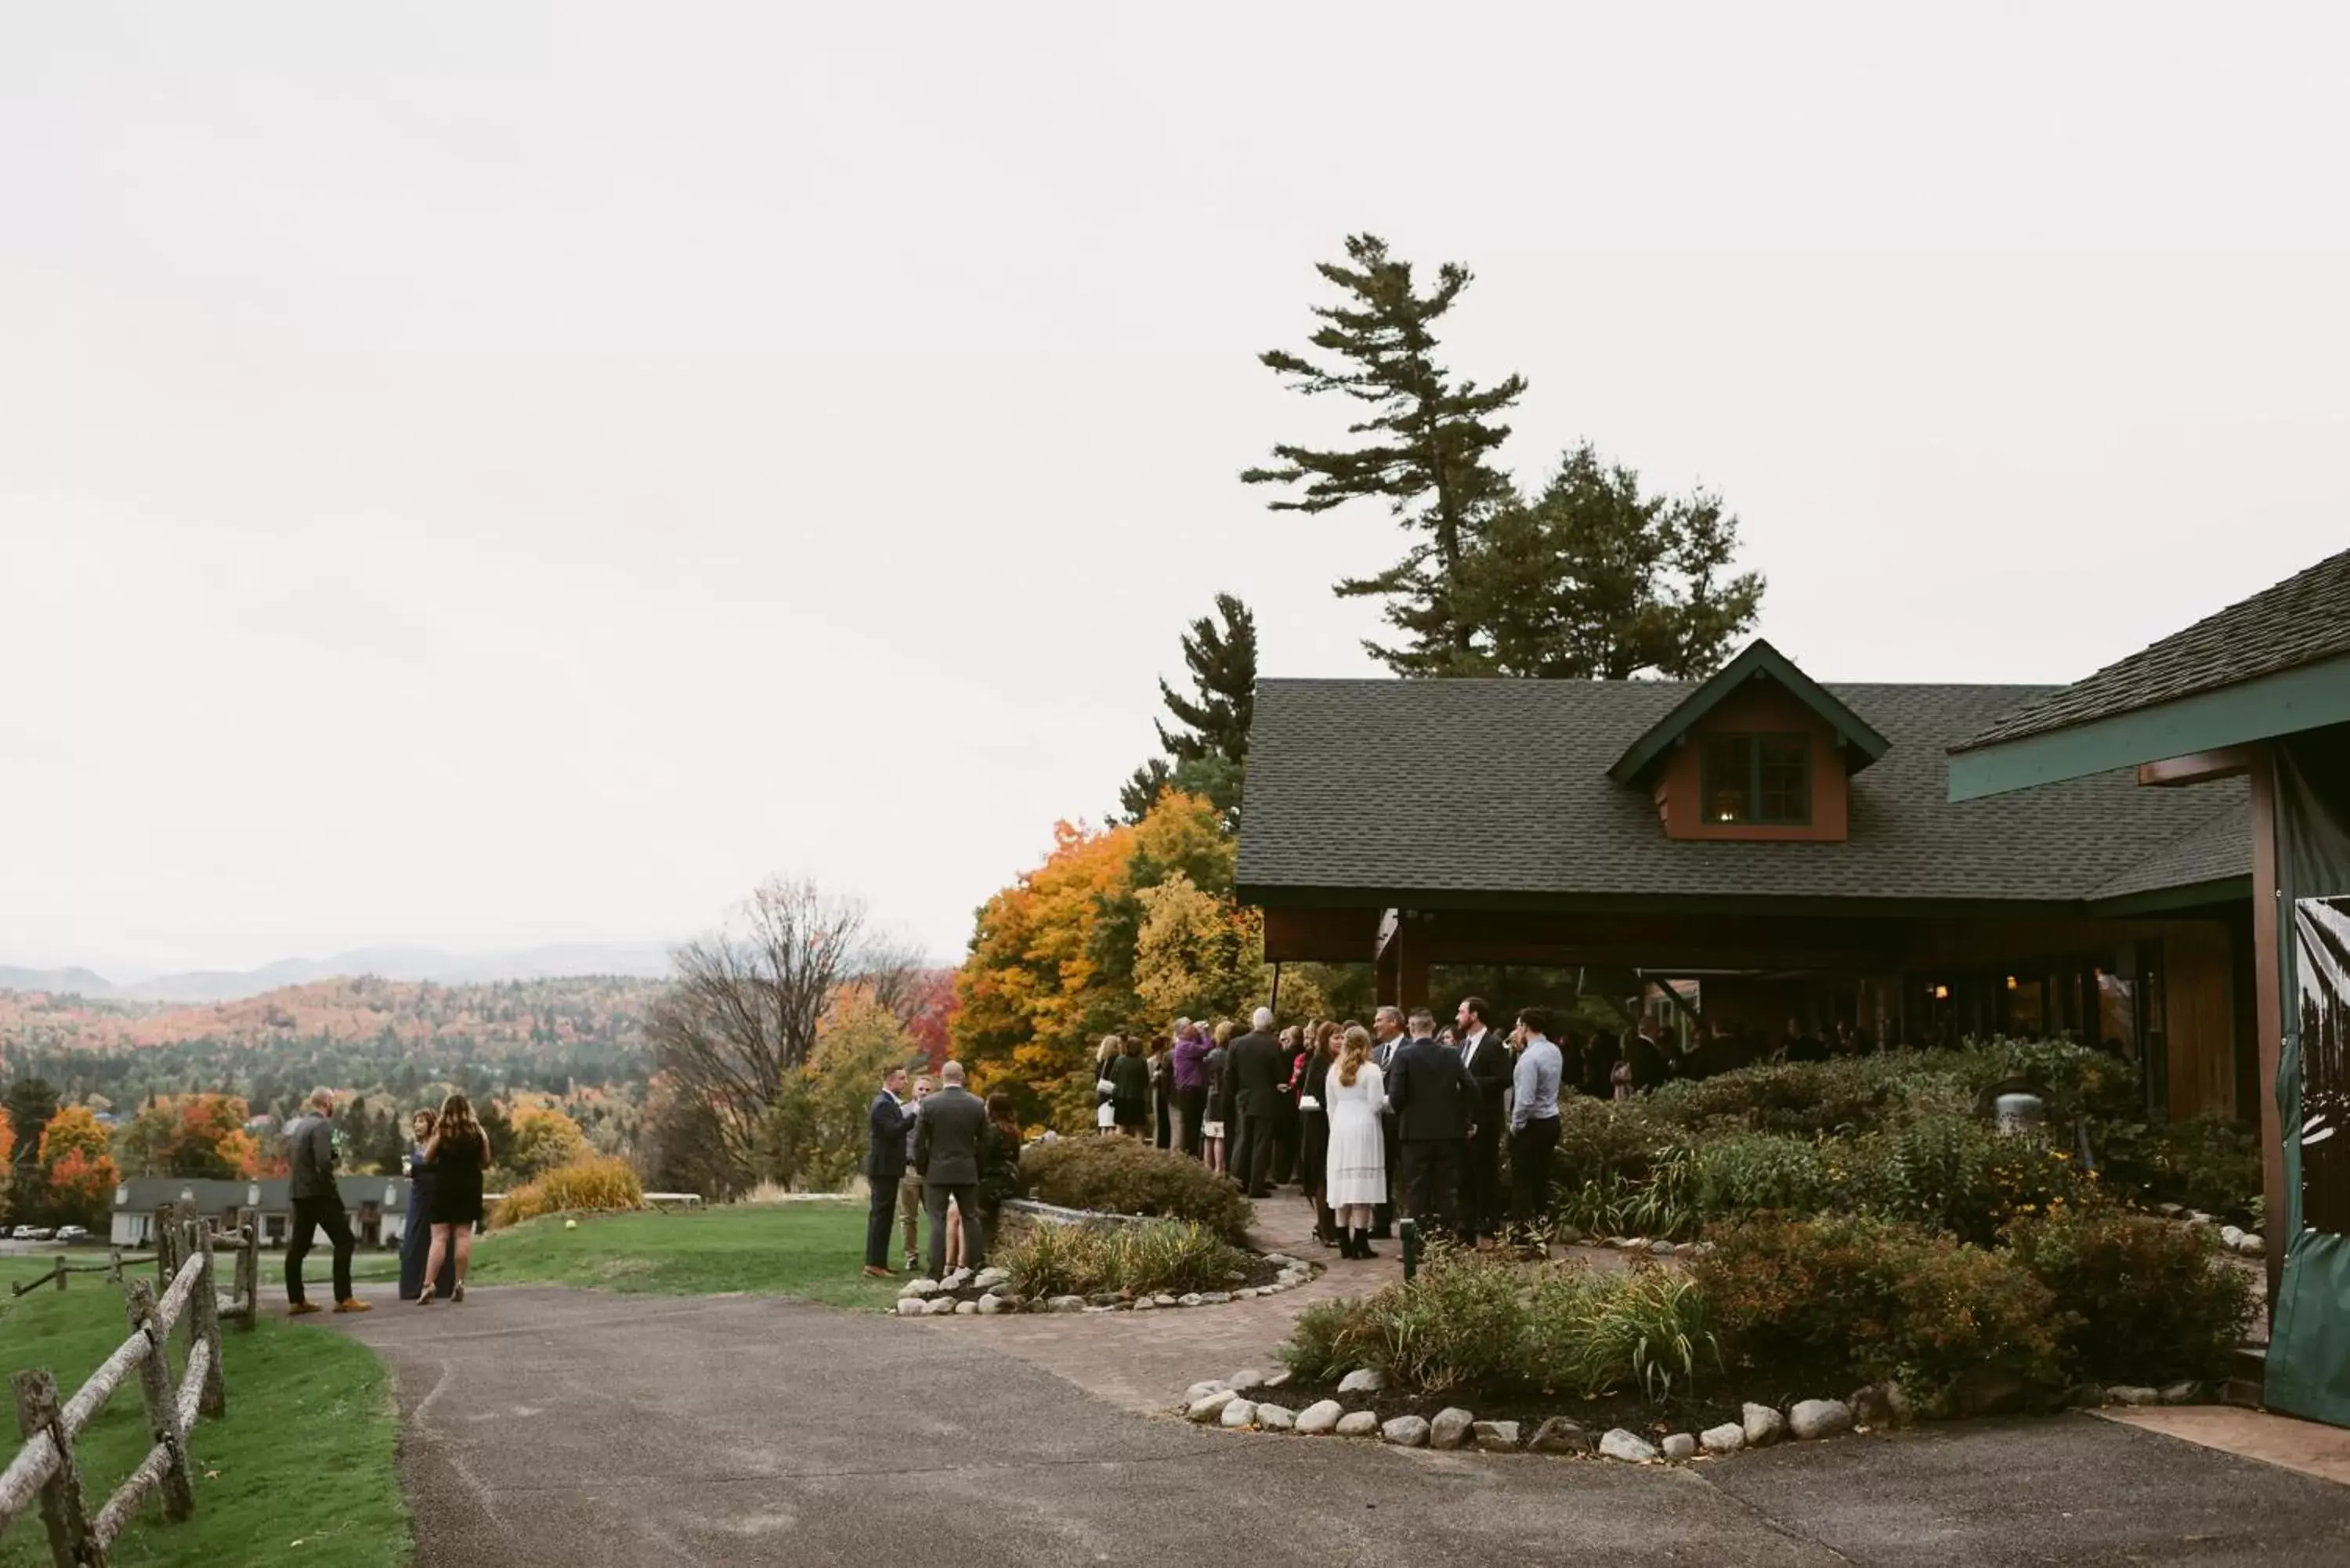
[1120,594,1256,824]
[1243,234,1524,676]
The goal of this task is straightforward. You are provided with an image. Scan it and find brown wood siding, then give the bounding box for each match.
[1656,684,1851,842]
[2167,920,2237,1122]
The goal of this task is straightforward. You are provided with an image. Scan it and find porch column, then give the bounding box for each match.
[2250,748,2286,1311]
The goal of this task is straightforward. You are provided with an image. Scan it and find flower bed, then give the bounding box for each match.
[890,1217,1318,1317]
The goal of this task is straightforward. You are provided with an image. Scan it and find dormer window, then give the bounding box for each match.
[1701,733,1813,826]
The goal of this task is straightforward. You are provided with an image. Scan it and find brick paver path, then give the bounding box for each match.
[919,1190,1629,1411]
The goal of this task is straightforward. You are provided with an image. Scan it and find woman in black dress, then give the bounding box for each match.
[977,1093,1024,1250]
[418,1093,492,1305]
[1108,1035,1152,1137]
[1298,1021,1339,1246]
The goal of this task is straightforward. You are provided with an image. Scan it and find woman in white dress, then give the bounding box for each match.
[1322,1024,1389,1259]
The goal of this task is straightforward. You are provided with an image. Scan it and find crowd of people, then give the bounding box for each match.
[277,1087,494,1316]
[861,1060,1023,1280]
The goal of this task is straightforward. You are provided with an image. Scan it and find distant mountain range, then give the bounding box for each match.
[0,943,678,1003]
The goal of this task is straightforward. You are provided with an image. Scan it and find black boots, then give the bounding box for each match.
[1351,1227,1379,1259]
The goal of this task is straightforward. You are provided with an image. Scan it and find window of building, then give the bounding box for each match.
[1699,733,1812,826]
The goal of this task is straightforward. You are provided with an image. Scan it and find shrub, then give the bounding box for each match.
[1852,1113,2084,1245]
[1019,1136,1253,1243]
[1283,1297,1371,1385]
[1525,1263,1717,1401]
[491,1156,645,1229]
[998,1218,1253,1299]
[2006,1205,2254,1385]
[1648,1057,1925,1137]
[1676,1133,1833,1224]
[1694,1216,2063,1414]
[2098,1115,2261,1222]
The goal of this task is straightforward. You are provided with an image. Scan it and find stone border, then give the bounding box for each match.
[892,1252,1321,1318]
[2148,1203,2265,1259]
[1177,1367,1893,1459]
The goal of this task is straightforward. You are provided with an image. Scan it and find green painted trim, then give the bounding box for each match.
[1607,639,1893,786]
[2084,875,2252,917]
[1948,652,2350,801]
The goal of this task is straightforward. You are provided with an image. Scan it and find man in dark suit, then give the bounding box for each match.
[862,1067,916,1277]
[1453,996,1512,1248]
[1226,1007,1285,1198]
[1386,1006,1478,1241]
[914,1061,989,1277]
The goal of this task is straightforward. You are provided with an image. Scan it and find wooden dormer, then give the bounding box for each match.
[1607,641,1890,843]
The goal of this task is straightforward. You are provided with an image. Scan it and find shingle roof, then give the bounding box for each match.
[1237,677,2247,907]
[1955,547,2350,752]
[1607,639,1889,784]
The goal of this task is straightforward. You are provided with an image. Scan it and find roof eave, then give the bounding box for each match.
[1947,651,2350,801]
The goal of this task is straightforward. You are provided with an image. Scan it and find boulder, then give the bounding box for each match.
[1086,1292,1123,1308]
[2157,1202,2185,1217]
[1227,1368,1271,1393]
[1234,1288,1257,1300]
[1430,1407,1476,1451]
[1699,1423,1746,1456]
[1256,1404,1296,1432]
[1528,1418,1593,1455]
[1883,1381,1913,1425]
[1220,1400,1259,1429]
[1742,1403,1785,1447]
[1788,1399,1853,1440]
[1381,1415,1431,1447]
[1152,1294,1178,1308]
[1849,1386,1893,1429]
[1599,1429,1659,1463]
[2108,1386,2161,1407]
[1259,1368,1294,1391]
[1187,1389,1239,1423]
[2160,1382,2204,1406]
[1661,1433,1697,1461]
[971,1266,1011,1292]
[2238,1232,2267,1257]
[2220,1225,2247,1252]
[1336,1411,1382,1438]
[2062,1384,2107,1409]
[924,1297,958,1316]
[2187,1211,2215,1227]
[1295,1400,1345,1436]
[954,1300,978,1315]
[1133,1295,1158,1311]
[975,1295,1004,1315]
[898,1278,941,1299]
[1337,1367,1387,1395]
[1177,1293,1204,1308]
[1198,1292,1234,1306]
[1185,1380,1231,1404]
[1650,1241,1679,1257]
[1047,1295,1087,1313]
[940,1267,973,1291]
[1471,1420,1521,1452]
[895,1298,927,1317]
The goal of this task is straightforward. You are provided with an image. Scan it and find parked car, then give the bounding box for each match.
[56,1225,91,1244]
[20,1227,55,1242]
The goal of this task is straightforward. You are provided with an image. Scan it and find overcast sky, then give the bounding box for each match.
[5,3,2345,977]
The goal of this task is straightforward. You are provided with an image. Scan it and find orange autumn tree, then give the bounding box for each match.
[39,1106,121,1229]
[953,790,1246,1131]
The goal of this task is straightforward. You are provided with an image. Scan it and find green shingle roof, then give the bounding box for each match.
[1237,676,2247,908]
[1955,547,2350,753]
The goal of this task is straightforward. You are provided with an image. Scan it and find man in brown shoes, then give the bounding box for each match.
[283,1089,371,1315]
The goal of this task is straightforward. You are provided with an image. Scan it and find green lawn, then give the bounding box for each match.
[1,1258,407,1567]
[462,1201,902,1310]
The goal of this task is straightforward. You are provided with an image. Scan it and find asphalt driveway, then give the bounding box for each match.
[335,1286,2350,1568]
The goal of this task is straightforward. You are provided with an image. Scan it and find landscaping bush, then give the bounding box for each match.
[1018,1136,1253,1243]
[2006,1205,2254,1386]
[1647,1057,1929,1137]
[998,1218,1253,1299]
[1851,1113,2084,1246]
[1524,1262,1716,1401]
[490,1155,645,1229]
[1673,1133,1834,1224]
[1694,1216,2063,1414]
[2096,1114,2261,1223]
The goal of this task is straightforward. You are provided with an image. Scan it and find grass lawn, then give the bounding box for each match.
[463,1201,902,1310]
[1,1257,407,1567]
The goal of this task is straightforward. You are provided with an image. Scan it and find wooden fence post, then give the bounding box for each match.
[152,1207,176,1292]
[123,1279,196,1525]
[232,1209,258,1330]
[52,1260,65,1292]
[107,1247,123,1284]
[188,1223,226,1419]
[12,1367,101,1568]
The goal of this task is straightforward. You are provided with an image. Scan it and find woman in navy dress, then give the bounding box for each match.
[398,1110,457,1301]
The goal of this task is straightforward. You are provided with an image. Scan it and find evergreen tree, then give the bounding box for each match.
[1244,234,1524,675]
[1119,593,1256,824]
[1459,443,1765,680]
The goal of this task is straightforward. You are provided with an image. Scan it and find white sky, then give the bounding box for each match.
[5,3,2346,975]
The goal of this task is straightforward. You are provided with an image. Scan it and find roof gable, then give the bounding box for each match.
[1607,640,1891,786]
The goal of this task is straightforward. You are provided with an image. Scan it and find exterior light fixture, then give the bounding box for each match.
[2006,976,2019,990]
[1931,985,1950,1000]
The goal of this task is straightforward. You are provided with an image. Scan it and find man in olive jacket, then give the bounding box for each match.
[914,1061,989,1277]
[284,1089,367,1316]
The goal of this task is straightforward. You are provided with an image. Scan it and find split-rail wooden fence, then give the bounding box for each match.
[0,1206,262,1566]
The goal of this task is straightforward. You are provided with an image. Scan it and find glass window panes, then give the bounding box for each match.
[1698,733,1810,825]
[1701,735,1752,823]
[1757,736,1810,824]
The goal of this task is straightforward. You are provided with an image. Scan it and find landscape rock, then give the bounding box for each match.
[940,1267,973,1291]
[1185,1380,1231,1404]
[1622,1236,1650,1252]
[1650,1241,1679,1257]
[1258,1368,1293,1391]
[1047,1295,1087,1313]
[971,1266,1010,1292]
[954,1300,978,1315]
[1178,1293,1204,1308]
[895,1298,927,1317]
[1661,1433,1697,1461]
[1471,1420,1521,1452]
[1227,1368,1271,1393]
[1234,1288,1257,1300]
[898,1278,940,1299]
[1337,1368,1386,1395]
[2109,1386,2161,1407]
[1528,1418,1593,1454]
[924,1297,958,1315]
[1336,1411,1381,1438]
[1599,1429,1659,1462]
[1198,1292,1233,1306]
[1187,1389,1239,1423]
[1788,1399,1853,1440]
[1255,1404,1295,1432]
[1742,1403,1785,1447]
[2063,1384,2106,1409]
[1700,1423,1746,1456]
[1220,1400,1259,1429]
[2187,1211,2215,1227]
[975,1295,1003,1315]
[2157,1202,2185,1217]
[1849,1386,1893,1429]
[1381,1415,1431,1447]
[1133,1295,1157,1310]
[2160,1382,2204,1406]
[1430,1408,1476,1451]
[2238,1232,2267,1257]
[1296,1400,1345,1436]
[1152,1294,1177,1308]
[1884,1381,1912,1425]
[1087,1292,1123,1308]
[2220,1225,2247,1252]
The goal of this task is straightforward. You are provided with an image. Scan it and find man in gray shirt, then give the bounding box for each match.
[283,1089,367,1315]
[1509,1007,1564,1249]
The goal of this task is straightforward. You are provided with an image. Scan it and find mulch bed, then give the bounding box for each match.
[1274,1367,1816,1440]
